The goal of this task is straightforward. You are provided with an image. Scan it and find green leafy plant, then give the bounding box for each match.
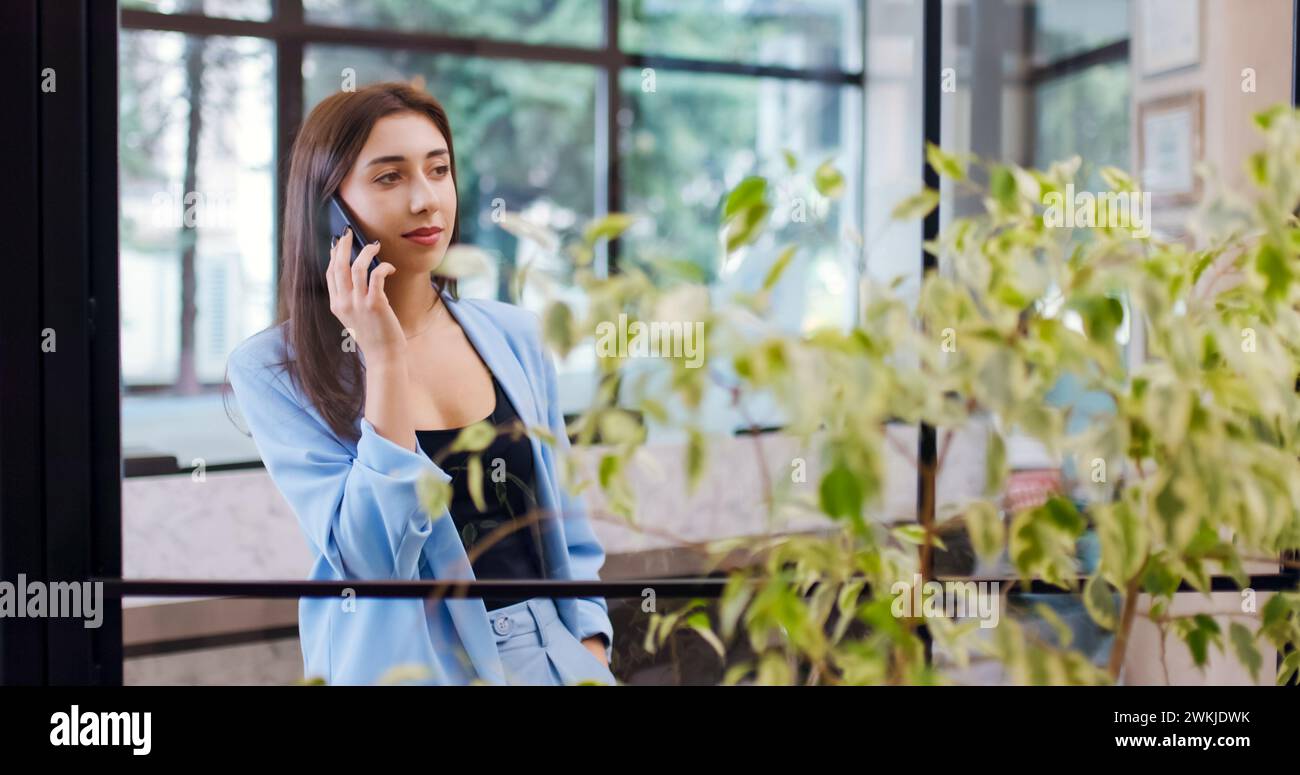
[417,105,1300,686]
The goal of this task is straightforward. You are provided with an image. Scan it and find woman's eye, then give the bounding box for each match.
[433,165,450,176]
[375,172,400,184]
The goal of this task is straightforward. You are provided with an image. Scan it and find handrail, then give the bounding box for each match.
[100,570,1298,601]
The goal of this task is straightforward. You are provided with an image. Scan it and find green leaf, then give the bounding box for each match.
[762,245,798,291]
[598,453,621,489]
[782,149,798,171]
[723,176,768,220]
[819,464,864,526]
[416,474,453,520]
[891,188,939,220]
[1095,500,1147,589]
[926,142,966,180]
[433,244,493,278]
[638,398,669,424]
[1099,165,1137,193]
[984,429,1006,497]
[1010,165,1042,201]
[1009,497,1084,588]
[1176,614,1223,668]
[1254,240,1291,301]
[813,160,845,199]
[1083,573,1119,630]
[376,663,434,685]
[892,523,947,551]
[964,500,1005,561]
[1253,104,1289,129]
[1040,496,1086,535]
[724,200,771,252]
[1247,151,1268,186]
[510,258,534,304]
[686,428,706,493]
[467,454,486,513]
[1278,649,1300,686]
[598,408,643,445]
[498,212,560,253]
[582,213,636,245]
[1141,557,1181,597]
[1261,592,1291,630]
[1068,295,1125,343]
[1229,621,1263,683]
[651,256,708,283]
[989,165,1017,210]
[685,612,727,660]
[543,300,577,357]
[1154,475,1195,550]
[450,420,496,453]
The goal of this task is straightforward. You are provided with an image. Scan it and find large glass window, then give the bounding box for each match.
[1033,61,1131,187]
[619,70,862,334]
[119,29,276,467]
[304,0,602,47]
[1030,0,1128,65]
[119,2,868,472]
[619,0,864,71]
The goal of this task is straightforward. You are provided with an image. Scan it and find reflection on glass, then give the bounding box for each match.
[303,0,602,48]
[620,0,863,71]
[119,30,275,466]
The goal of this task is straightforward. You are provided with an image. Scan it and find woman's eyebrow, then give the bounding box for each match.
[364,149,448,168]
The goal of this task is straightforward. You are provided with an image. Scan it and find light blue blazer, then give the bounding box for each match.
[226,284,614,685]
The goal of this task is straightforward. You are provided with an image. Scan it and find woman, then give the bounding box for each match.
[225,81,615,686]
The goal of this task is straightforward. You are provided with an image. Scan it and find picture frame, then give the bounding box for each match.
[1137,91,1204,206]
[1138,0,1202,76]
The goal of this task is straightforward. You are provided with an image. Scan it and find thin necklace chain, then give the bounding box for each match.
[404,295,447,340]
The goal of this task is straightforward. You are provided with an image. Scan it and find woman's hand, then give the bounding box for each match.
[580,636,610,669]
[325,226,404,363]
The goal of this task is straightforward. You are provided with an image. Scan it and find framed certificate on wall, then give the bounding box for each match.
[1138,0,1202,76]
[1137,92,1204,206]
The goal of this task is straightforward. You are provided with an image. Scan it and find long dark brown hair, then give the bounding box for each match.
[262,81,461,442]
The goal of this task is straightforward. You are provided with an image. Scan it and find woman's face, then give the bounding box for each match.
[336,111,457,274]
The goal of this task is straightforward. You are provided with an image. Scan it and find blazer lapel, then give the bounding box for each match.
[439,286,540,428]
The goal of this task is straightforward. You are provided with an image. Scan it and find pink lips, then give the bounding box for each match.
[402,226,444,246]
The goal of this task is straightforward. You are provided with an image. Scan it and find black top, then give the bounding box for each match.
[415,375,546,611]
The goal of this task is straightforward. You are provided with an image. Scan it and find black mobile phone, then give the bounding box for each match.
[326,194,381,280]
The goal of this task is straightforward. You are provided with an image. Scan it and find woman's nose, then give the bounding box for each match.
[410,173,441,214]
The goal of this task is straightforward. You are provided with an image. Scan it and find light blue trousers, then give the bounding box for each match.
[488,597,617,686]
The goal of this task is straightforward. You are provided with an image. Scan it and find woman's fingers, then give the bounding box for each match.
[325,235,341,301]
[351,239,381,298]
[367,262,396,305]
[333,226,355,296]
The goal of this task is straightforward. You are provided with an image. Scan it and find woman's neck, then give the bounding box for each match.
[383,270,441,336]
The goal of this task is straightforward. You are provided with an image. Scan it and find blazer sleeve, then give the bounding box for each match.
[227,351,452,581]
[537,339,616,665]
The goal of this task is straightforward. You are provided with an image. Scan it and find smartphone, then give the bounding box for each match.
[326,194,381,281]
